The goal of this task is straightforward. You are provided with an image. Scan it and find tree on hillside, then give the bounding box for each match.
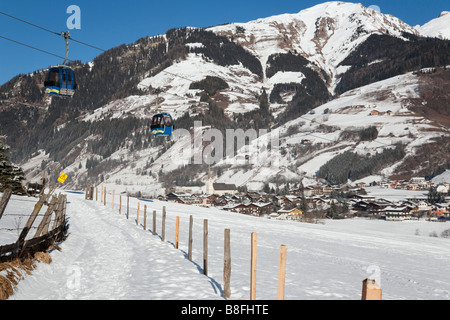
[0,136,26,194]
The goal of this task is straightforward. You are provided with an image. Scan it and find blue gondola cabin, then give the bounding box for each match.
[44,66,77,98]
[151,113,173,136]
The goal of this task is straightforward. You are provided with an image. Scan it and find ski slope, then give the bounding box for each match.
[2,190,450,300]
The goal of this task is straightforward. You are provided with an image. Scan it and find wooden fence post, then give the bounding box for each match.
[203,219,208,276]
[17,191,49,254]
[188,215,193,260]
[51,193,65,230]
[162,207,166,242]
[127,196,129,219]
[175,216,180,249]
[103,187,106,206]
[52,194,67,233]
[277,245,287,300]
[85,186,94,200]
[96,187,98,201]
[33,195,57,237]
[136,202,140,226]
[250,232,257,300]
[101,185,103,203]
[153,210,156,235]
[0,188,12,220]
[223,228,231,299]
[143,205,147,230]
[119,195,122,215]
[362,279,382,300]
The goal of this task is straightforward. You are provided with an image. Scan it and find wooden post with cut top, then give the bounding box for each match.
[175,216,180,249]
[143,205,147,230]
[188,215,193,260]
[203,219,208,276]
[152,210,156,235]
[250,232,257,300]
[162,207,166,242]
[127,196,129,219]
[277,245,287,300]
[361,279,382,300]
[223,228,231,299]
[136,202,140,225]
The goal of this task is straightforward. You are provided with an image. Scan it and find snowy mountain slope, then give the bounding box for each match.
[211,71,448,191]
[432,170,450,184]
[79,1,425,123]
[21,70,445,196]
[2,1,449,194]
[416,11,450,39]
[210,1,419,90]
[3,190,450,300]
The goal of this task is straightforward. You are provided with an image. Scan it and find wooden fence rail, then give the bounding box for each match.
[0,188,67,259]
[0,188,12,220]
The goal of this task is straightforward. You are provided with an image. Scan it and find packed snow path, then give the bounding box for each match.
[8,190,450,300]
[10,192,223,300]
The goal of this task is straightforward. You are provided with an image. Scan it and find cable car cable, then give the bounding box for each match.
[0,10,60,36]
[0,11,407,148]
[0,10,106,52]
[0,34,68,61]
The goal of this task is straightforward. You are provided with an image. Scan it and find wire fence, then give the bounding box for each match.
[0,187,68,259]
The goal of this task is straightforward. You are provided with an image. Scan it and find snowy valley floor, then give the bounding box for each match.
[2,190,450,300]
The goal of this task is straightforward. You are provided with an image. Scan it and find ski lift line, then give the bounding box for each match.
[0,34,69,61]
[0,10,60,36]
[0,11,410,150]
[160,69,196,83]
[0,10,106,52]
[0,11,253,98]
[0,35,397,152]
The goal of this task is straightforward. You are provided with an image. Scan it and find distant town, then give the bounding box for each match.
[157,175,450,223]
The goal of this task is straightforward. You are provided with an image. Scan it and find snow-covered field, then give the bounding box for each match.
[1,189,450,300]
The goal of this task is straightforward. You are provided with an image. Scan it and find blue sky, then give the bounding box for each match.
[0,0,448,86]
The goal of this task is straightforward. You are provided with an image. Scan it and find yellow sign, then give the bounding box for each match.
[58,173,68,184]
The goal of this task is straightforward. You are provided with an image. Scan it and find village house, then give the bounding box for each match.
[384,206,412,221]
[212,195,229,207]
[274,208,303,220]
[166,192,185,202]
[322,185,334,195]
[223,202,272,217]
[429,204,449,219]
[209,182,238,196]
[356,182,366,189]
[366,201,390,216]
[278,195,300,209]
[302,186,315,197]
[436,184,449,194]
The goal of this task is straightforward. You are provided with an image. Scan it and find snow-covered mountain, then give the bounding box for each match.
[416,11,450,40]
[1,1,449,196]
[210,1,419,90]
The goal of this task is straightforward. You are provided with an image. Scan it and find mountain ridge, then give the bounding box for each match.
[0,1,449,195]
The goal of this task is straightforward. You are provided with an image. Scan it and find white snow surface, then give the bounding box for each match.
[2,190,450,300]
[432,170,450,184]
[416,11,450,40]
